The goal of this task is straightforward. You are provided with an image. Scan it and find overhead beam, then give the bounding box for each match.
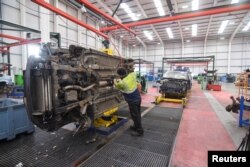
[78,0,136,35]
[101,3,250,32]
[0,41,10,45]
[94,0,146,48]
[204,0,217,57]
[31,0,108,39]
[0,33,26,41]
[0,38,41,50]
[0,20,41,33]
[134,0,163,44]
[227,11,250,74]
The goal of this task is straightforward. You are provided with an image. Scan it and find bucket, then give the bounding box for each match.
[15,75,24,86]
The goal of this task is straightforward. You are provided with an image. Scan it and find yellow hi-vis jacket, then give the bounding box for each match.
[115,72,137,94]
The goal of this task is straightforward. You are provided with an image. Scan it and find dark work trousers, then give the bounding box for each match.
[128,100,144,134]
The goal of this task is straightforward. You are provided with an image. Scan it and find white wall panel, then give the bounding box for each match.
[58,25,67,38]
[155,49,164,55]
[2,5,20,24]
[216,53,228,59]
[230,67,242,73]
[207,46,217,52]
[231,52,242,59]
[26,14,40,29]
[10,46,21,55]
[217,45,228,52]
[26,0,40,16]
[2,0,19,8]
[230,59,241,66]
[231,44,243,52]
[87,35,96,48]
[147,50,155,56]
[184,48,194,54]
[67,29,77,42]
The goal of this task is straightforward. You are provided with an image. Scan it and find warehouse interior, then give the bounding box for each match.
[0,0,250,167]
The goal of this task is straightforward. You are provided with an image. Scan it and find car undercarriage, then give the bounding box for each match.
[24,44,133,132]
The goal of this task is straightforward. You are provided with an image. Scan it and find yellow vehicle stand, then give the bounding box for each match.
[100,48,113,56]
[94,107,119,128]
[155,96,187,107]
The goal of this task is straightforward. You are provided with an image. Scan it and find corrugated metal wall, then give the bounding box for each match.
[132,37,250,75]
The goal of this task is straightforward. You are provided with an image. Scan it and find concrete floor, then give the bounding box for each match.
[143,81,248,167]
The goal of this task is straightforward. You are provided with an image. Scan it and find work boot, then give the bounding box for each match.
[130,125,137,131]
[130,130,143,137]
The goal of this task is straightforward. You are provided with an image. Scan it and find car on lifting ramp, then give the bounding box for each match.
[159,71,192,99]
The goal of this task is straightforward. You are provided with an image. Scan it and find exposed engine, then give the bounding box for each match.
[24,44,133,131]
[159,79,189,98]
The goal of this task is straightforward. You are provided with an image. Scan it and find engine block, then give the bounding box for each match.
[24,44,133,131]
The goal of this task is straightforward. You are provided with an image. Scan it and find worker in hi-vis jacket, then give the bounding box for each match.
[114,67,144,136]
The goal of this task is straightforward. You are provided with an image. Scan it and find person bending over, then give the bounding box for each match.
[114,67,144,136]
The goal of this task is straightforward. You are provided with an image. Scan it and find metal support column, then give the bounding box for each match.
[7,47,10,75]
[139,47,141,80]
[21,0,27,70]
[39,0,50,43]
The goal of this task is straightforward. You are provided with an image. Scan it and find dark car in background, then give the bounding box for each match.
[159,71,192,98]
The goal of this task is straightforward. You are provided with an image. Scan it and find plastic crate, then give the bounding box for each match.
[0,98,34,141]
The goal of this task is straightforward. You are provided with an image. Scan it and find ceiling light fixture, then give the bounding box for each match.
[153,0,165,16]
[218,20,229,34]
[231,0,239,4]
[229,21,235,25]
[242,21,250,31]
[184,27,190,30]
[121,3,139,21]
[166,28,174,39]
[182,5,188,9]
[157,43,161,45]
[192,24,197,36]
[120,35,124,38]
[143,31,153,41]
[220,37,225,40]
[186,40,191,43]
[192,0,199,11]
[133,44,136,47]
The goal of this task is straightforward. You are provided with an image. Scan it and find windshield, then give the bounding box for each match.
[163,71,188,80]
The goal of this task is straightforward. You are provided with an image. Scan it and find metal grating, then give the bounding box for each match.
[0,127,102,167]
[80,106,183,167]
[85,143,169,167]
[81,154,134,167]
[0,145,69,167]
[114,133,172,155]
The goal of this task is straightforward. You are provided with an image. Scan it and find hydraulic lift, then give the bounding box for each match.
[155,56,215,107]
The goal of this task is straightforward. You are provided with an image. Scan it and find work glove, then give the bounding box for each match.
[114,79,121,85]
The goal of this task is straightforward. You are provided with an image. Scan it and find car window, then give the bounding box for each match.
[163,71,188,79]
